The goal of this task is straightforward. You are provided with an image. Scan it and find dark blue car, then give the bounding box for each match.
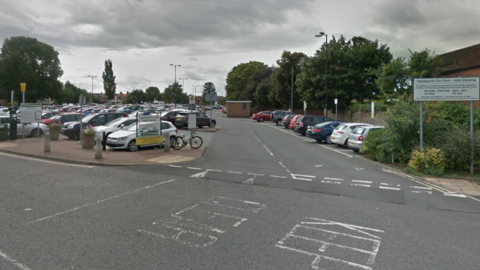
[306,121,347,144]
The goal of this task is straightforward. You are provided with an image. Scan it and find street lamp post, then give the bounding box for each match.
[170,64,181,107]
[178,77,188,103]
[192,85,201,105]
[315,32,328,117]
[88,75,97,104]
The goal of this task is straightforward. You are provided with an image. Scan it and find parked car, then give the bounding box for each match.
[120,105,145,114]
[348,125,385,152]
[61,112,129,139]
[289,114,302,129]
[294,115,335,136]
[161,109,188,123]
[252,111,272,122]
[106,121,177,152]
[1,116,49,137]
[41,111,58,119]
[306,121,348,143]
[43,113,82,125]
[272,111,296,125]
[331,123,372,147]
[281,114,296,129]
[174,112,216,129]
[94,117,138,143]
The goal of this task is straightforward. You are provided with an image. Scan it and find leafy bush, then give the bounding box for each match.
[81,127,96,136]
[48,123,62,130]
[408,148,447,176]
[349,101,390,112]
[361,128,391,162]
[437,128,480,171]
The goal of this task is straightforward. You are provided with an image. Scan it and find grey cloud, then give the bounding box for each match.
[185,71,205,81]
[188,57,199,61]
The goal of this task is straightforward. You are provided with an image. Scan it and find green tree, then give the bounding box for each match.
[225,61,268,100]
[155,92,163,102]
[60,81,90,104]
[274,51,307,109]
[125,89,145,104]
[246,68,278,108]
[0,36,63,103]
[102,59,116,100]
[163,82,183,104]
[145,86,160,102]
[201,82,216,104]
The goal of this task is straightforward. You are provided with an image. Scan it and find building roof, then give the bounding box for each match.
[226,101,251,103]
[440,43,480,74]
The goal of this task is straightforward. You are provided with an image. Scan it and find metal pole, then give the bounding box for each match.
[174,66,177,108]
[420,101,423,151]
[335,103,337,121]
[325,34,328,117]
[471,100,474,175]
[11,90,14,105]
[80,94,83,142]
[291,67,294,111]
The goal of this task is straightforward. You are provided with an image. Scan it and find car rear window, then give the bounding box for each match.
[335,125,347,130]
[352,128,365,134]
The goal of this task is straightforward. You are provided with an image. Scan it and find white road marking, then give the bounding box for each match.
[187,167,202,170]
[382,168,452,193]
[291,174,315,181]
[355,168,365,171]
[137,228,217,249]
[324,177,343,181]
[206,169,222,172]
[263,145,274,156]
[254,135,261,142]
[0,250,31,270]
[352,184,371,188]
[443,192,467,198]
[321,180,341,184]
[278,162,291,173]
[315,164,323,167]
[318,145,353,157]
[26,179,176,225]
[243,178,255,184]
[411,186,432,190]
[271,175,287,178]
[0,152,94,168]
[227,171,242,174]
[379,186,401,191]
[412,190,433,195]
[352,180,372,184]
[169,165,182,168]
[190,171,209,178]
[381,183,401,187]
[248,173,264,176]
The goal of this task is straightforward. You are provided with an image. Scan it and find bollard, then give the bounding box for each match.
[164,133,170,152]
[102,132,107,151]
[95,137,102,159]
[44,132,51,153]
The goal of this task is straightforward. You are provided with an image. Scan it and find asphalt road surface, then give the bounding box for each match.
[1,110,479,270]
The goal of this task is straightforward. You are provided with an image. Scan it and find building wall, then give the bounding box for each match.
[441,67,480,108]
[227,102,251,117]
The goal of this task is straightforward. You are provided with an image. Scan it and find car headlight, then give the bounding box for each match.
[118,137,128,140]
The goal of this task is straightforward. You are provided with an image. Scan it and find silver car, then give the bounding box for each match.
[0,115,49,137]
[348,126,385,152]
[94,117,137,143]
[331,123,372,147]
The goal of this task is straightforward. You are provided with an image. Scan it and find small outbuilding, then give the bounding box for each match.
[226,101,251,118]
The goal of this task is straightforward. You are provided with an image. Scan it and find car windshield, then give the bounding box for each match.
[105,117,126,127]
[81,114,95,122]
[126,123,138,131]
[315,121,334,127]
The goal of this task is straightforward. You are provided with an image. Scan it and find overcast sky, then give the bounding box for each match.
[1,0,479,97]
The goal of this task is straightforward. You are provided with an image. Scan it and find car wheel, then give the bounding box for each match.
[275,120,281,126]
[128,140,136,152]
[259,117,264,122]
[343,138,349,147]
[353,149,359,153]
[30,128,42,137]
[209,121,215,128]
[325,135,332,144]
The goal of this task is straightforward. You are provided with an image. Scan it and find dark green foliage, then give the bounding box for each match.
[145,86,160,102]
[438,128,480,171]
[125,89,145,104]
[362,128,390,162]
[102,59,116,100]
[274,51,307,109]
[225,61,268,100]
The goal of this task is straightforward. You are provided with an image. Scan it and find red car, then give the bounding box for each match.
[289,114,302,129]
[252,111,272,122]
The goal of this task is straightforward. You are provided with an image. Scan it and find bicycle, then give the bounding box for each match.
[172,131,203,150]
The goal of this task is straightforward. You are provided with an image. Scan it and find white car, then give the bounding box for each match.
[348,125,385,152]
[106,121,177,152]
[94,117,137,142]
[331,123,372,147]
[0,116,49,137]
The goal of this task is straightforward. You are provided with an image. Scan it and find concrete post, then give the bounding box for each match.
[44,132,51,153]
[164,133,170,152]
[95,137,102,159]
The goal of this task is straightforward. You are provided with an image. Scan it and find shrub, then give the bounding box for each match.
[81,127,96,136]
[438,127,480,172]
[361,128,389,161]
[48,123,62,130]
[408,148,447,176]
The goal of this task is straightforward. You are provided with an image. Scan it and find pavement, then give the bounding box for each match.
[0,128,219,165]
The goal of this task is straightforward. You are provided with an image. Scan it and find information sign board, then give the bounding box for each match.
[413,77,480,101]
[20,103,42,123]
[136,135,163,146]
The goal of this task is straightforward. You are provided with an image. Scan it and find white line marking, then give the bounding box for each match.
[294,174,316,178]
[263,145,274,156]
[303,218,385,237]
[381,183,401,187]
[248,173,264,176]
[187,167,202,170]
[291,174,315,181]
[137,228,217,249]
[411,186,432,190]
[0,152,94,168]
[318,145,353,157]
[324,177,343,181]
[254,135,261,142]
[243,178,255,184]
[379,186,401,191]
[382,168,452,193]
[206,169,222,172]
[315,164,323,167]
[278,162,291,173]
[271,175,287,178]
[0,250,31,270]
[352,180,372,184]
[227,171,242,174]
[190,171,209,178]
[27,179,176,225]
[443,192,467,198]
[412,190,432,194]
[169,165,182,168]
[352,184,371,188]
[321,180,341,184]
[355,168,365,171]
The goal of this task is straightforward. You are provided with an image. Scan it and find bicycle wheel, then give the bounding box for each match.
[173,136,184,150]
[190,136,203,149]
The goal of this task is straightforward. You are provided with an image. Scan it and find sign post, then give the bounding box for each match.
[304,101,307,115]
[371,101,375,125]
[21,83,26,104]
[334,99,338,121]
[413,77,480,174]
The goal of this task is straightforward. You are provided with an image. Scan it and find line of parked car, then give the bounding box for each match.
[251,110,385,153]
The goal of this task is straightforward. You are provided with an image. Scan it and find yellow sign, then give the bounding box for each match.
[20,83,26,92]
[136,135,163,146]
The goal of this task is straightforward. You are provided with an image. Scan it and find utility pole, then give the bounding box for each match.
[315,32,328,116]
[88,75,97,104]
[291,67,294,112]
[170,64,181,107]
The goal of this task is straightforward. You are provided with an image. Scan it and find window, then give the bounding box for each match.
[106,114,116,123]
[161,123,171,129]
[96,115,106,125]
[243,103,247,110]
